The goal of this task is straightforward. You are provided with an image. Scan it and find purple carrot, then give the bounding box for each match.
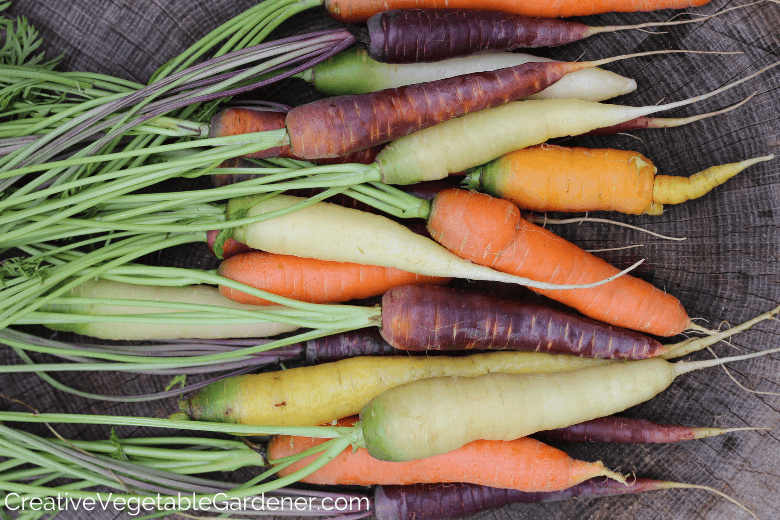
[304,328,399,364]
[360,8,744,63]
[372,479,755,520]
[536,416,765,444]
[380,284,666,359]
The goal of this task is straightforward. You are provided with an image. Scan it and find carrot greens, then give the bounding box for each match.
[0,421,370,518]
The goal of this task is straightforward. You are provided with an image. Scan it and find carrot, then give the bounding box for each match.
[374,479,755,520]
[380,284,667,358]
[40,278,301,340]
[181,351,613,426]
[359,347,780,461]
[303,328,399,364]
[216,251,450,305]
[361,8,739,62]
[466,144,774,214]
[426,188,689,336]
[323,0,712,23]
[302,48,637,101]
[536,416,763,444]
[380,287,780,359]
[269,421,625,492]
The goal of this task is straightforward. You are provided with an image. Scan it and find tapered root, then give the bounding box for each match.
[663,303,780,359]
[649,154,774,213]
[690,426,771,440]
[662,482,758,519]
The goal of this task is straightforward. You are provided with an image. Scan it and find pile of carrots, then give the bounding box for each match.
[1,0,779,519]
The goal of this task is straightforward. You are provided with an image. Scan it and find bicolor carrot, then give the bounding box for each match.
[209,109,382,163]
[466,145,774,214]
[206,229,253,258]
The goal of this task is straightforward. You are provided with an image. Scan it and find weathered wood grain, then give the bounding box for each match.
[1,1,779,519]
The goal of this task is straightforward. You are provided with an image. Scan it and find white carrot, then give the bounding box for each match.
[41,279,301,340]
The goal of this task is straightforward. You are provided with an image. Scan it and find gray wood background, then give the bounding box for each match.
[2,0,780,519]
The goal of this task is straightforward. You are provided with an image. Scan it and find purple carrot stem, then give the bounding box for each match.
[41,33,355,185]
[7,29,353,184]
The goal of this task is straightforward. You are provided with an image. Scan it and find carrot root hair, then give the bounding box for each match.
[664,303,780,359]
[661,482,758,519]
[584,1,765,38]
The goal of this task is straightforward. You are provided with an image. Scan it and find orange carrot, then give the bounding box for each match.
[426,188,690,336]
[467,145,774,215]
[324,0,711,23]
[217,251,451,305]
[268,418,624,492]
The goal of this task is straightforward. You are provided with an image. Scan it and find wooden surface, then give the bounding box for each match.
[2,0,780,519]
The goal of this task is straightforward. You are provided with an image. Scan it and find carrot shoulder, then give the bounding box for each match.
[324,0,711,23]
[269,425,623,492]
[218,251,450,305]
[426,189,689,336]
